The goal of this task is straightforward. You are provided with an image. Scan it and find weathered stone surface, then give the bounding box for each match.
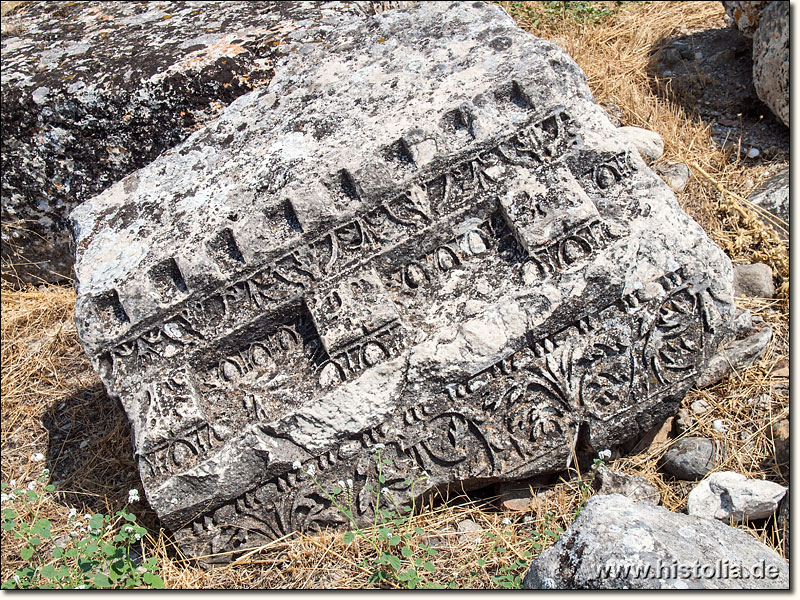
[593,466,660,504]
[687,471,787,523]
[70,1,735,561]
[776,490,788,559]
[523,494,789,589]
[0,1,408,284]
[752,1,788,127]
[733,263,774,298]
[660,437,719,481]
[616,126,663,163]
[746,168,788,241]
[722,1,770,37]
[654,163,690,194]
[695,325,772,388]
[771,417,788,467]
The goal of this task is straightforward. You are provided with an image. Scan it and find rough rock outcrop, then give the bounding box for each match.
[523,494,789,589]
[0,1,408,284]
[70,2,735,561]
[752,1,789,126]
[723,1,770,37]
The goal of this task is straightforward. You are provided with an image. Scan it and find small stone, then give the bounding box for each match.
[733,263,775,298]
[771,417,789,466]
[593,466,660,504]
[523,494,789,589]
[746,147,760,159]
[497,475,551,511]
[675,408,695,434]
[660,437,717,481]
[695,326,772,388]
[654,162,690,193]
[616,126,664,162]
[687,471,786,523]
[690,399,712,415]
[457,519,483,544]
[712,419,727,433]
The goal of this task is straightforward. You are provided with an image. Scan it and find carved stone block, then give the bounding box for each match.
[70,1,735,562]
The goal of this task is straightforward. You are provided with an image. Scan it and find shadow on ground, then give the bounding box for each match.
[41,383,162,532]
[646,26,788,159]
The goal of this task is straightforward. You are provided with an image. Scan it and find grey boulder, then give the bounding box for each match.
[523,493,788,589]
[752,1,789,127]
[0,1,406,284]
[723,1,770,37]
[687,471,787,523]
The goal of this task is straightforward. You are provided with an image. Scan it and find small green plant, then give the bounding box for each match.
[502,1,639,29]
[1,474,163,589]
[299,446,442,589]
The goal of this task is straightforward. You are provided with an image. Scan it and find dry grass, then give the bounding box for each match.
[1,0,789,588]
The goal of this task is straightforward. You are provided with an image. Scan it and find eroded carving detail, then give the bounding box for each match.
[173,270,720,559]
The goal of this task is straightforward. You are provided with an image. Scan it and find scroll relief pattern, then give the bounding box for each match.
[175,269,720,560]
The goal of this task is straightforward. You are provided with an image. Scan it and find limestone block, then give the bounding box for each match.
[70,1,735,561]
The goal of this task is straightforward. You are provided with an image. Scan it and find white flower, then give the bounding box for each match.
[598,449,612,461]
[292,460,302,470]
[306,464,316,477]
[1,493,10,503]
[374,443,385,450]
[30,453,44,462]
[27,481,37,490]
[9,479,16,487]
[501,517,511,525]
[84,514,92,521]
[127,488,140,503]
[338,480,346,490]
[41,468,50,476]
[76,584,86,589]
[134,533,141,541]
[68,507,77,520]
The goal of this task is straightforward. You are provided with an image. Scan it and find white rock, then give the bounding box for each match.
[687,471,786,522]
[616,126,664,162]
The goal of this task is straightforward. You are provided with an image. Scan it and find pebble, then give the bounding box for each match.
[616,126,664,162]
[712,419,727,433]
[747,147,760,159]
[690,399,712,414]
[733,263,775,298]
[660,437,717,481]
[593,466,661,504]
